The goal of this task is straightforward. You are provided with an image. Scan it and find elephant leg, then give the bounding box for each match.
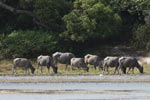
[106,66,109,74]
[71,65,73,71]
[37,64,40,74]
[24,67,28,75]
[114,66,118,74]
[132,67,134,74]
[27,68,30,75]
[47,66,50,73]
[12,65,16,75]
[120,67,126,74]
[127,67,131,74]
[65,64,68,71]
[24,68,27,75]
[102,66,105,74]
[123,68,126,74]
[94,65,96,70]
[40,66,43,74]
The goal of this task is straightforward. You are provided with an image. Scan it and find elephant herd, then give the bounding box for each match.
[12,52,144,75]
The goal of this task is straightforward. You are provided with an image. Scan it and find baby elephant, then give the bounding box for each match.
[12,58,35,75]
[71,58,89,72]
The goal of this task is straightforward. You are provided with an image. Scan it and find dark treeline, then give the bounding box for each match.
[0,0,150,58]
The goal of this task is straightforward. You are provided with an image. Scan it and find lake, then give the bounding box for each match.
[0,82,150,100]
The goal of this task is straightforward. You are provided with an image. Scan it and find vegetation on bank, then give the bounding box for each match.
[0,0,150,59]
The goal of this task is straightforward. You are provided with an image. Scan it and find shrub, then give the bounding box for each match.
[0,30,59,58]
[132,24,150,50]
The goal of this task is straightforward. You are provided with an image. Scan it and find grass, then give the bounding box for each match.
[0,60,150,83]
[0,60,150,75]
[0,60,12,75]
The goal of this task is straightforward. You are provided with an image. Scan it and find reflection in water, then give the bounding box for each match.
[0,82,150,100]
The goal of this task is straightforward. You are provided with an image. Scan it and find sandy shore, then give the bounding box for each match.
[0,74,150,83]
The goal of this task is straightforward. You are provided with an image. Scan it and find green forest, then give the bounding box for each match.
[0,0,150,58]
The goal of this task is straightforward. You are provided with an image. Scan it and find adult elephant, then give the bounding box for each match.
[118,56,143,74]
[52,52,75,70]
[37,55,57,74]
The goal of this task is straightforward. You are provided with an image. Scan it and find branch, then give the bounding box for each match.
[0,1,50,30]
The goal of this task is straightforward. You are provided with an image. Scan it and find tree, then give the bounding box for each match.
[0,0,50,31]
[0,0,72,32]
[108,0,150,41]
[132,24,150,50]
[34,0,72,32]
[62,0,121,41]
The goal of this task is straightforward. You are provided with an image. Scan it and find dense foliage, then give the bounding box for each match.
[62,0,121,41]
[132,24,150,50]
[0,0,150,58]
[0,31,59,58]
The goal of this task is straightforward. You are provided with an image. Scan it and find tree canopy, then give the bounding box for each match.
[62,0,121,41]
[0,0,150,58]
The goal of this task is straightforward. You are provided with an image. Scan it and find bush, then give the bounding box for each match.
[132,24,150,50]
[0,30,59,58]
[62,0,122,41]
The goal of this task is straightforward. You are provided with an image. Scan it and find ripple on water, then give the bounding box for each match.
[0,82,149,100]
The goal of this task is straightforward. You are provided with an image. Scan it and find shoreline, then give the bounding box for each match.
[0,74,150,83]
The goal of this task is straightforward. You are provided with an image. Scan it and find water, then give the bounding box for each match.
[0,82,150,100]
[0,82,150,91]
[1,93,150,100]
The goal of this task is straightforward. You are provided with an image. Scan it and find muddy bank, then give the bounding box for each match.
[0,74,150,83]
